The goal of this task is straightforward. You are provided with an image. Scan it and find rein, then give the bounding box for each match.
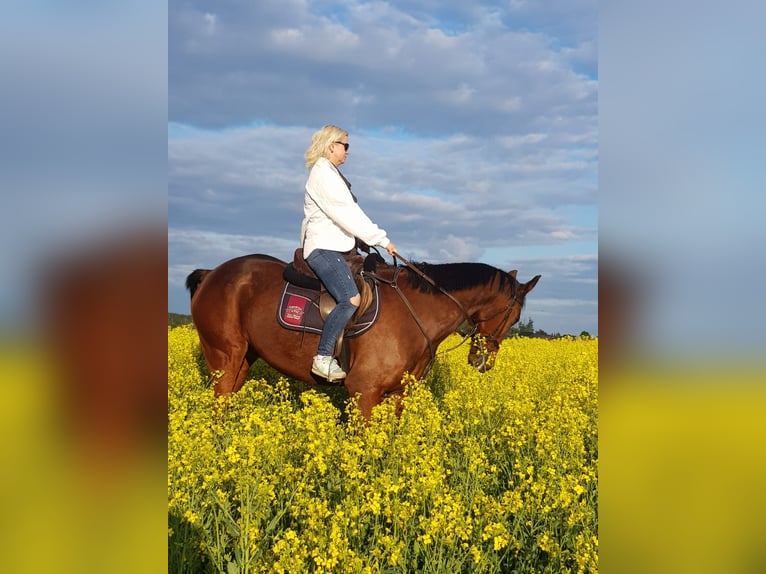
[392,253,521,346]
[364,254,481,375]
[364,265,437,365]
[364,253,524,375]
[392,253,477,334]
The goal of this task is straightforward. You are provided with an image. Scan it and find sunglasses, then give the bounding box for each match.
[334,141,349,151]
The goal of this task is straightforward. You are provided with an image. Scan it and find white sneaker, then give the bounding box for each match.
[311,355,347,381]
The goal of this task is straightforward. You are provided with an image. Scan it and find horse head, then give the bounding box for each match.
[467,270,541,372]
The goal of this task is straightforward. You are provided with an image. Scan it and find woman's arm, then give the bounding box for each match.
[308,161,391,248]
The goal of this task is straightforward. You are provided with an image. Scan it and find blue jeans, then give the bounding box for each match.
[305,248,360,356]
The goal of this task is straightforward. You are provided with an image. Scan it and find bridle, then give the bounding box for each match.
[470,279,521,350]
[369,253,522,372]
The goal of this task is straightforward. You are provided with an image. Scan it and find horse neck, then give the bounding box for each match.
[402,261,510,316]
[442,277,520,338]
[389,282,463,338]
[385,265,509,338]
[449,287,502,322]
[415,285,495,340]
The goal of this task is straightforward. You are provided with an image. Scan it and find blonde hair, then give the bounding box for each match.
[305,125,348,169]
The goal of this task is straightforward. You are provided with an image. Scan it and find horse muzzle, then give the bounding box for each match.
[468,335,498,372]
[468,351,496,372]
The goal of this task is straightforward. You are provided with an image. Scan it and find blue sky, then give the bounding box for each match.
[1,4,765,571]
[168,0,598,336]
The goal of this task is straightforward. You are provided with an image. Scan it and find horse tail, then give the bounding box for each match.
[185,269,210,299]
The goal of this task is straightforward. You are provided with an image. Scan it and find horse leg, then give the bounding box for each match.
[346,377,403,420]
[199,335,250,396]
[227,350,253,394]
[231,348,260,393]
[387,389,406,418]
[353,386,410,420]
[354,390,384,421]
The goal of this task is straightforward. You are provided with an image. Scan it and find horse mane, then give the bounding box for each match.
[405,262,512,294]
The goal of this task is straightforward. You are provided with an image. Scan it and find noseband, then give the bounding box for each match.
[470,281,521,355]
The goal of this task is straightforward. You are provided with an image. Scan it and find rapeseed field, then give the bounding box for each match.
[168,325,598,573]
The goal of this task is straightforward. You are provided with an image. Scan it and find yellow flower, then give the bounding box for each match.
[168,327,598,574]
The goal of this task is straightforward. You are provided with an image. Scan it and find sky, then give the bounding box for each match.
[600,0,766,358]
[1,3,764,571]
[168,0,598,337]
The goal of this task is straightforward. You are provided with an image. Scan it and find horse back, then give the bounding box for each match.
[189,254,286,317]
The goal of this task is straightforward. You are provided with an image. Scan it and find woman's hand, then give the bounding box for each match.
[385,242,398,256]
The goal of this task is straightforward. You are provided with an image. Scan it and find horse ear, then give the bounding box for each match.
[523,274,541,294]
[508,270,518,280]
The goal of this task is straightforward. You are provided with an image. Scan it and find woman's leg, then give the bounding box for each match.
[305,249,360,357]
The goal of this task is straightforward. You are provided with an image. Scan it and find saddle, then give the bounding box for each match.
[284,248,384,319]
[280,247,387,359]
[288,247,364,286]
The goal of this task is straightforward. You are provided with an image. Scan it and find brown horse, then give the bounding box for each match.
[186,254,540,419]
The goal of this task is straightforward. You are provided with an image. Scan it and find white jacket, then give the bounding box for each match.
[300,157,391,257]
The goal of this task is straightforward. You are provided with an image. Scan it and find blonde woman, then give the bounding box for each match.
[301,125,398,381]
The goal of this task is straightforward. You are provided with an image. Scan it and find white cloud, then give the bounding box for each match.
[203,13,217,36]
[533,297,597,309]
[550,229,577,240]
[169,228,298,272]
[497,133,548,148]
[167,0,598,335]
[271,27,303,45]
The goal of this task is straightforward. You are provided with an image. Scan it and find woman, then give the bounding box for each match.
[301,125,398,381]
